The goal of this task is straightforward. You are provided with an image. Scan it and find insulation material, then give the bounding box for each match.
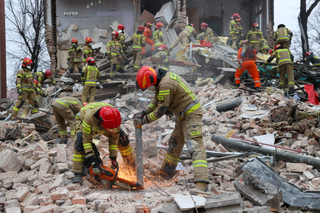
[110,21,131,42]
[154,1,175,25]
[257,53,276,63]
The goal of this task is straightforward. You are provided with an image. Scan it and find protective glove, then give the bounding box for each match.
[133,110,146,119]
[133,117,145,128]
[17,88,22,95]
[88,156,101,175]
[110,157,118,169]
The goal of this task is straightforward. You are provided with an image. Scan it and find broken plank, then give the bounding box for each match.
[147,57,201,68]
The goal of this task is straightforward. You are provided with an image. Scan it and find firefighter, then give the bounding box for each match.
[236,17,244,45]
[229,13,240,49]
[81,57,101,104]
[235,40,261,91]
[11,58,38,120]
[83,37,94,66]
[154,44,169,71]
[169,24,196,52]
[71,103,135,183]
[51,97,83,144]
[274,24,293,49]
[260,39,270,55]
[68,38,83,74]
[200,22,214,41]
[246,23,263,51]
[133,66,210,193]
[263,44,294,89]
[153,22,165,49]
[35,70,56,88]
[106,31,125,79]
[21,79,48,118]
[130,25,146,72]
[304,52,320,67]
[118,24,127,73]
[141,22,155,55]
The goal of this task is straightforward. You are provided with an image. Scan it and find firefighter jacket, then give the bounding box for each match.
[83,45,94,63]
[143,27,152,39]
[106,39,123,57]
[68,46,83,63]
[143,70,203,124]
[81,65,101,85]
[154,50,169,71]
[52,97,83,115]
[76,102,120,159]
[274,27,293,42]
[246,29,263,43]
[131,32,146,51]
[153,29,165,47]
[118,31,126,51]
[237,47,257,63]
[237,24,243,38]
[261,39,270,51]
[204,27,214,39]
[305,54,320,66]
[267,47,294,67]
[229,19,238,34]
[182,25,196,38]
[34,85,46,97]
[36,72,56,87]
[16,68,35,91]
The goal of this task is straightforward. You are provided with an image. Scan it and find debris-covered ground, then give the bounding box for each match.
[1,80,320,213]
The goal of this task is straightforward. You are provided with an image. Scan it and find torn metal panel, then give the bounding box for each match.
[242,158,320,210]
[155,1,175,25]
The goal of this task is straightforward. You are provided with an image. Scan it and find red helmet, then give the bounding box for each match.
[111,30,119,38]
[201,22,208,28]
[138,25,144,31]
[44,70,52,77]
[241,40,249,45]
[232,13,240,19]
[236,17,241,22]
[189,23,194,27]
[269,49,273,55]
[34,79,38,86]
[156,22,164,29]
[83,102,88,106]
[71,38,78,44]
[136,66,157,90]
[98,106,121,133]
[86,57,95,65]
[159,44,168,51]
[305,51,312,57]
[22,57,33,65]
[85,37,93,44]
[275,44,281,50]
[118,24,125,31]
[146,22,152,28]
[253,23,259,28]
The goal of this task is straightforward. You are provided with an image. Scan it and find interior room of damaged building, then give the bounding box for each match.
[2,0,320,212]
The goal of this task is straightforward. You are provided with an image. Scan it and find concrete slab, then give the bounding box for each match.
[171,194,206,210]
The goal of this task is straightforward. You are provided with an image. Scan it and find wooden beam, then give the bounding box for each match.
[146,57,202,67]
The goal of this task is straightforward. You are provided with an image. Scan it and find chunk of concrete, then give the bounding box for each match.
[49,173,67,191]
[205,192,244,213]
[0,149,26,172]
[171,194,206,210]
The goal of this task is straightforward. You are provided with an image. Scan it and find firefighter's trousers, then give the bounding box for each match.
[133,50,142,72]
[274,39,290,49]
[171,33,189,49]
[21,98,40,117]
[230,33,238,49]
[161,112,210,183]
[12,90,37,117]
[69,62,83,73]
[142,37,155,54]
[279,63,294,88]
[250,42,261,52]
[52,105,76,139]
[72,125,135,175]
[81,84,96,104]
[235,60,261,88]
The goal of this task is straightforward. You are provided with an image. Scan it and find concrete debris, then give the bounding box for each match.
[205,192,244,213]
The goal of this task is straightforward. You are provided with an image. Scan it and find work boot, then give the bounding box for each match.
[190,182,209,195]
[72,175,82,183]
[255,87,261,92]
[60,138,68,144]
[289,86,294,90]
[150,168,175,180]
[235,84,240,88]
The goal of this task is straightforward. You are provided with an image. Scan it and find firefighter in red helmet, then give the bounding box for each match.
[35,70,56,88]
[200,22,214,41]
[106,31,126,78]
[68,38,83,74]
[117,24,127,72]
[153,22,165,49]
[129,25,146,71]
[246,23,263,51]
[83,37,94,66]
[229,13,240,49]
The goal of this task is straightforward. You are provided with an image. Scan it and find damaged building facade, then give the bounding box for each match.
[44,0,274,72]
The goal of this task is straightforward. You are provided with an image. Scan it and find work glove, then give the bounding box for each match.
[88,156,101,175]
[17,88,22,95]
[262,64,266,69]
[107,54,111,60]
[235,84,240,88]
[134,110,147,119]
[72,43,78,49]
[133,117,146,128]
[110,157,118,169]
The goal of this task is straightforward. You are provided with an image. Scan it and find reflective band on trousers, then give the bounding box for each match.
[109,145,118,150]
[120,146,133,156]
[165,154,179,164]
[193,160,208,168]
[73,154,85,162]
[83,143,92,149]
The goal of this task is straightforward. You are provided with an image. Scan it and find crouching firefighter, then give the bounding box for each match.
[51,97,83,144]
[11,58,38,120]
[72,103,135,183]
[133,66,210,193]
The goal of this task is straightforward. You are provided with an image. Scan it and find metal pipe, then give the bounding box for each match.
[212,135,320,169]
[135,124,144,187]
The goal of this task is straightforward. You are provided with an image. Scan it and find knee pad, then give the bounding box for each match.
[81,72,84,77]
[167,136,178,153]
[78,67,83,72]
[112,64,117,71]
[118,129,129,146]
[69,68,73,73]
[17,100,25,109]
[75,132,84,152]
[33,100,39,108]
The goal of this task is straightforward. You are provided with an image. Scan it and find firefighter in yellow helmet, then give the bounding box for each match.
[83,37,94,66]
[81,57,101,104]
[68,38,83,73]
[11,58,38,120]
